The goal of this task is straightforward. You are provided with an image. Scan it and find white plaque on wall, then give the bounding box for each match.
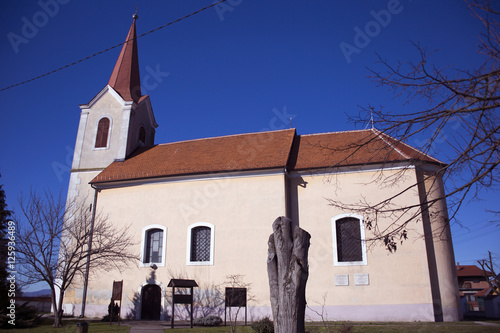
[354,273,369,285]
[334,274,349,286]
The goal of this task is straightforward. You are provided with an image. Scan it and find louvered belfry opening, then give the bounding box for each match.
[336,217,362,262]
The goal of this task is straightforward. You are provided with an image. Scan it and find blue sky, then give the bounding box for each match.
[1,0,498,281]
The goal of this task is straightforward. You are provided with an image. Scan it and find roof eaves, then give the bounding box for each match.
[90,166,287,185]
[372,128,445,165]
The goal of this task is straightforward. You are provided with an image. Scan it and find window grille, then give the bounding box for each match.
[190,226,211,262]
[336,217,362,262]
[145,229,163,263]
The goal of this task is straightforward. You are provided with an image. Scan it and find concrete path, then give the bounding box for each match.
[474,321,500,327]
[125,320,169,333]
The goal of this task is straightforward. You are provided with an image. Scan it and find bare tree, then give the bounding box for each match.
[16,190,138,327]
[478,251,500,295]
[332,0,499,248]
[224,274,256,333]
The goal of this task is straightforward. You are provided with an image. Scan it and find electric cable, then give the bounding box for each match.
[0,0,228,92]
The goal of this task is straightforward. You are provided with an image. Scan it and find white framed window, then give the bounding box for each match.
[332,214,367,266]
[140,224,167,267]
[186,222,214,266]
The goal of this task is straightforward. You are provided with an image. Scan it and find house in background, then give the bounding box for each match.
[60,16,462,322]
[457,264,499,318]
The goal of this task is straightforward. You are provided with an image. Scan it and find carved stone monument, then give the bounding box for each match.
[267,216,311,333]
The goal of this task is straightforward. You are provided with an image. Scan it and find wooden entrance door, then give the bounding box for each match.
[141,284,161,320]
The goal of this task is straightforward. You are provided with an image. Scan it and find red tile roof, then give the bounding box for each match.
[91,129,296,183]
[456,265,488,277]
[108,16,142,102]
[91,128,443,184]
[291,129,441,170]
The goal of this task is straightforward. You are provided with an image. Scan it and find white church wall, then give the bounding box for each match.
[62,164,460,321]
[63,171,288,319]
[290,166,438,321]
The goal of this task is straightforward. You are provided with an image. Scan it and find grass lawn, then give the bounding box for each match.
[303,321,500,333]
[163,322,500,333]
[165,327,254,333]
[5,319,500,332]
[166,322,500,333]
[6,318,130,332]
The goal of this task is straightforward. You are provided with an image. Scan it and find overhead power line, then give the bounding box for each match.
[0,0,228,93]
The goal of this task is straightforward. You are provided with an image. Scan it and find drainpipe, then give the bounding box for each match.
[80,185,99,318]
[284,167,291,219]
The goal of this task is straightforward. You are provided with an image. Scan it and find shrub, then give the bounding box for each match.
[0,302,41,329]
[194,315,223,326]
[101,300,120,322]
[251,316,274,333]
[338,324,353,333]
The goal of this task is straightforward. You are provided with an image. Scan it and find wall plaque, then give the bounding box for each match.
[354,273,369,286]
[334,274,349,286]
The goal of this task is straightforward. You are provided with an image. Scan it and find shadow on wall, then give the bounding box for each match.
[124,269,228,321]
[125,269,159,320]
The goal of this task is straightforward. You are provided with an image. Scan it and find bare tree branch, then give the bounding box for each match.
[336,0,499,249]
[16,189,138,327]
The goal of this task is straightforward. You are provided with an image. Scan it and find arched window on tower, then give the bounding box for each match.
[138,126,146,145]
[95,117,110,148]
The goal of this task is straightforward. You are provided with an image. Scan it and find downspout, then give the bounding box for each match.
[80,184,99,318]
[284,167,291,219]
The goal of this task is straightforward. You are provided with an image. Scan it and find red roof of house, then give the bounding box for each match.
[108,15,142,102]
[456,265,487,277]
[91,128,443,184]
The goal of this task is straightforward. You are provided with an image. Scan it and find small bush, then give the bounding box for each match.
[338,323,353,333]
[101,301,120,322]
[194,315,223,326]
[251,316,274,333]
[0,302,42,329]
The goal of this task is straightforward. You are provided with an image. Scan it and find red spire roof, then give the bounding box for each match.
[108,15,142,102]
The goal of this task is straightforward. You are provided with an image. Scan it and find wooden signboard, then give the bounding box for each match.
[110,280,123,325]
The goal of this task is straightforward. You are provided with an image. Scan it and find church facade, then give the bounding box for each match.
[61,17,462,322]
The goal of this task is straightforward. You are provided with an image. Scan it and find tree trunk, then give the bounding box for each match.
[267,216,310,333]
[51,287,62,327]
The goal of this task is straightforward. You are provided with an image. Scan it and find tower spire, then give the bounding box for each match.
[108,14,141,102]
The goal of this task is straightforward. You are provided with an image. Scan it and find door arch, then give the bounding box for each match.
[141,284,161,320]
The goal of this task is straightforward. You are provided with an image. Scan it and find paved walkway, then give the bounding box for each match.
[124,320,197,332]
[125,320,169,333]
[474,321,500,327]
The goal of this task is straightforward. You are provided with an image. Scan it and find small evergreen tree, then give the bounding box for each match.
[0,172,13,312]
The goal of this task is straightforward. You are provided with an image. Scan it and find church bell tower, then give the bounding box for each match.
[67,14,158,201]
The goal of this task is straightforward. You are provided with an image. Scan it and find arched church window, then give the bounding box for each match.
[332,214,367,266]
[95,117,110,148]
[139,126,146,144]
[140,225,167,267]
[145,228,163,264]
[187,223,214,265]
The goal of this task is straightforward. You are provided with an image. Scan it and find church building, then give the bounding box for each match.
[62,16,462,322]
